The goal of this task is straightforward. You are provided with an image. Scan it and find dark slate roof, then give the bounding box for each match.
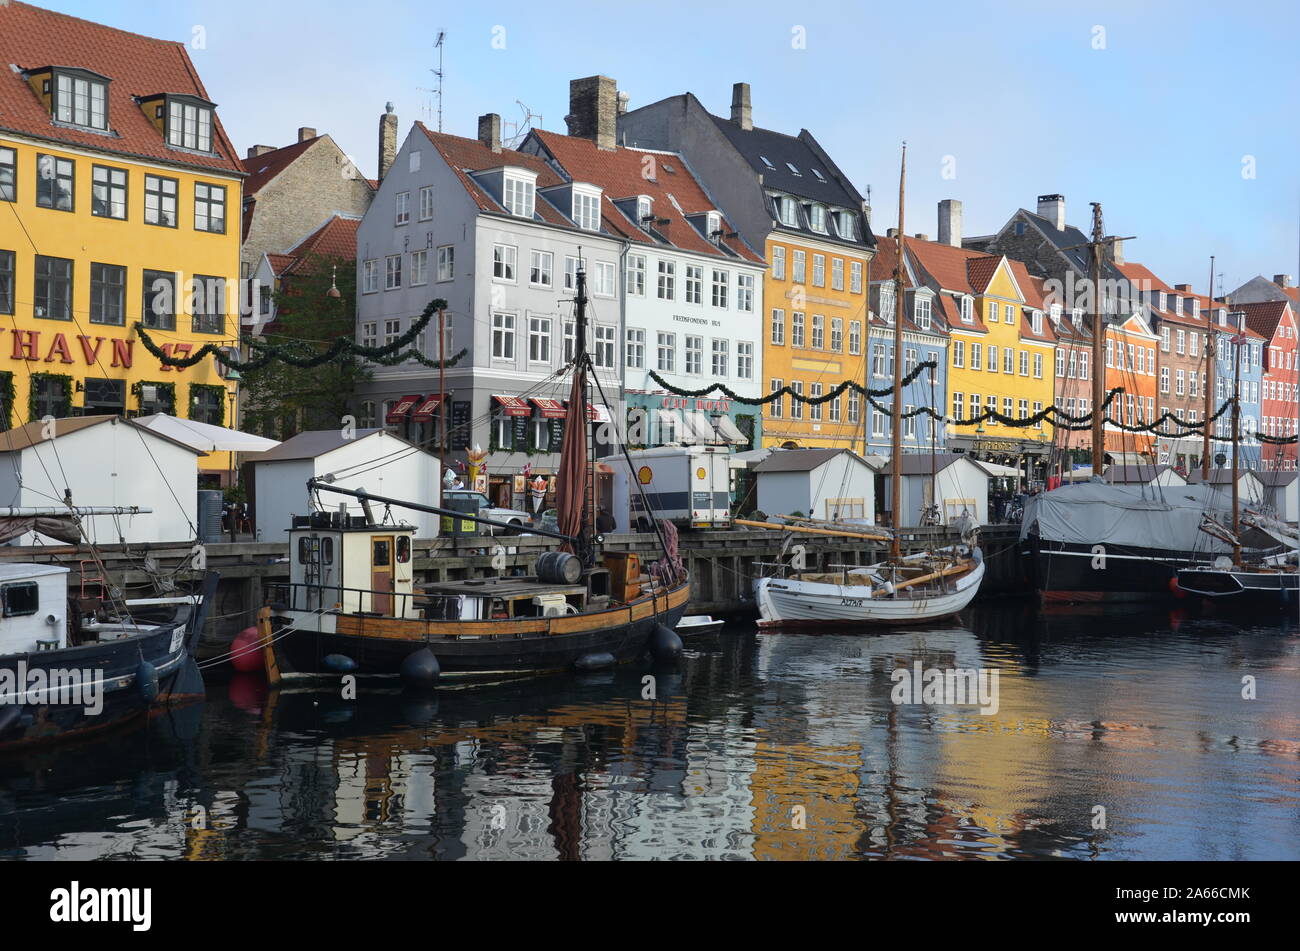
[1255,470,1298,487]
[1016,209,1129,285]
[249,428,388,462]
[707,116,875,251]
[1186,468,1261,485]
[880,452,968,476]
[755,447,873,473]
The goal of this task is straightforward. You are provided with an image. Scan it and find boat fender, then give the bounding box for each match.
[574,651,616,671]
[0,704,21,736]
[230,626,263,673]
[322,654,359,674]
[876,581,896,597]
[136,659,160,704]
[648,623,683,661]
[399,647,441,690]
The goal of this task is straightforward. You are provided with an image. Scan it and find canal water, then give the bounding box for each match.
[2,604,1297,860]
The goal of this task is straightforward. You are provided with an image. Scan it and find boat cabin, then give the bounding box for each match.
[0,564,70,656]
[287,512,420,619]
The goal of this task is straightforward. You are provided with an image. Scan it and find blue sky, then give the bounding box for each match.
[52,0,1300,294]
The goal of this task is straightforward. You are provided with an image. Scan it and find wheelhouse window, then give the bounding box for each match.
[92,165,127,219]
[53,70,108,131]
[89,263,126,325]
[144,174,178,227]
[194,182,226,233]
[1,581,39,618]
[36,154,74,211]
[34,255,73,320]
[142,269,177,330]
[165,97,215,153]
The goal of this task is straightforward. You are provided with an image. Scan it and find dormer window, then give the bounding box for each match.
[836,211,856,240]
[807,204,827,233]
[812,169,827,182]
[961,295,974,323]
[1050,303,1062,324]
[1217,308,1227,326]
[503,173,535,218]
[572,185,601,231]
[1031,310,1044,334]
[636,195,653,228]
[706,211,721,241]
[165,96,214,153]
[1071,308,1083,329]
[760,156,775,169]
[774,194,798,228]
[52,69,109,131]
[914,296,932,330]
[785,162,801,176]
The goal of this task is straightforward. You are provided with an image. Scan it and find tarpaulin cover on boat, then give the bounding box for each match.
[1020,481,1236,554]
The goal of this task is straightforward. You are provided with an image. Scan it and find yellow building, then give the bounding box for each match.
[0,3,242,485]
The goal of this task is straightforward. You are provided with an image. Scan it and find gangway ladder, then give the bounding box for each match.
[78,559,106,601]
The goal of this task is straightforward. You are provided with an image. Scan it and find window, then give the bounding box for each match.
[1004,348,1014,374]
[914,297,932,330]
[1176,369,1185,396]
[383,319,401,347]
[141,268,175,329]
[657,332,675,372]
[711,269,729,308]
[812,255,825,287]
[657,260,675,300]
[811,314,825,349]
[1004,303,1015,326]
[492,313,515,359]
[952,340,965,367]
[85,262,126,325]
[1019,399,1029,422]
[880,284,896,322]
[712,339,729,377]
[29,255,75,321]
[573,189,600,230]
[1176,329,1185,355]
[395,191,410,225]
[594,261,615,297]
[737,273,754,312]
[0,250,12,314]
[1056,349,1066,377]
[411,249,429,286]
[91,165,127,219]
[850,261,863,294]
[771,308,785,345]
[1147,348,1155,375]
[627,255,646,296]
[772,246,786,280]
[493,244,516,281]
[1080,351,1089,380]
[594,325,615,368]
[871,410,885,438]
[791,312,805,348]
[530,250,553,287]
[849,320,861,355]
[0,147,14,202]
[737,341,754,380]
[527,316,551,362]
[873,344,887,378]
[190,275,225,333]
[1019,350,1029,376]
[970,342,982,371]
[1031,310,1043,335]
[848,390,860,423]
[952,392,964,423]
[2,581,39,619]
[1033,401,1043,428]
[504,176,536,218]
[790,381,803,420]
[1161,326,1170,352]
[792,250,806,283]
[808,204,827,232]
[1033,353,1043,378]
[33,375,71,417]
[626,328,645,369]
[961,296,973,323]
[988,345,999,373]
[777,195,799,227]
[684,264,703,304]
[385,254,402,290]
[54,71,108,130]
[166,98,214,152]
[144,174,177,227]
[838,211,857,241]
[188,181,226,233]
[1190,332,1199,357]
[830,394,842,422]
[362,259,379,293]
[562,321,577,364]
[987,301,998,323]
[770,379,784,418]
[191,385,224,426]
[830,318,843,352]
[419,185,434,220]
[36,154,74,211]
[810,383,822,421]
[685,335,703,374]
[361,322,377,348]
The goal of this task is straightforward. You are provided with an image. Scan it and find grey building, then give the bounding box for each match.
[352,113,623,506]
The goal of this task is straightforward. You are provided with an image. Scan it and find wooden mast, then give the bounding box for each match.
[1089,203,1106,475]
[890,144,906,560]
[1230,295,1241,567]
[1202,258,1216,479]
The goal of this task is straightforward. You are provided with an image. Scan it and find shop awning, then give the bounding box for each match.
[714,414,748,446]
[681,410,722,444]
[410,394,445,421]
[493,394,532,417]
[531,398,567,420]
[385,394,422,424]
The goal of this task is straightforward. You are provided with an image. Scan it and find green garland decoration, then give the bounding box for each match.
[133,297,460,372]
[0,371,14,431]
[28,372,73,422]
[132,379,175,413]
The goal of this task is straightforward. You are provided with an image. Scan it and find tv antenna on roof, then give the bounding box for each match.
[419,32,447,131]
[503,100,544,149]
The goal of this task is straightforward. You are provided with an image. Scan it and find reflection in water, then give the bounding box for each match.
[1,605,1297,860]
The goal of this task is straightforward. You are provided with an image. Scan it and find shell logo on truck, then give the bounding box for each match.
[638,466,653,485]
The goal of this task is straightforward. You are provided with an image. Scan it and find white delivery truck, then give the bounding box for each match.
[625,445,732,531]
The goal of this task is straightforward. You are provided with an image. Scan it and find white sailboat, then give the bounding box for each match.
[753,143,985,626]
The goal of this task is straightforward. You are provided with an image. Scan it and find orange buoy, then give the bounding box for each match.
[230,626,263,672]
[1167,575,1185,599]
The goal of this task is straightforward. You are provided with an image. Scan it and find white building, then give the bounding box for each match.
[882,452,991,527]
[0,416,200,545]
[755,448,878,522]
[1257,470,1299,523]
[1103,464,1188,487]
[248,429,441,539]
[354,111,623,509]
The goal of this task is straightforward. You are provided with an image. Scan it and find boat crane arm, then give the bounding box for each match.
[305,479,580,544]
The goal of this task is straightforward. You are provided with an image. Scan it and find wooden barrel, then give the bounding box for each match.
[536,551,582,585]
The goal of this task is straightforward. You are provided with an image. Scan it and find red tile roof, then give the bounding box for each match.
[240,137,319,195]
[905,238,990,295]
[265,253,296,277]
[1236,300,1291,343]
[965,256,1002,295]
[530,129,762,264]
[1116,261,1173,294]
[0,2,240,175]
[275,215,360,277]
[868,233,912,289]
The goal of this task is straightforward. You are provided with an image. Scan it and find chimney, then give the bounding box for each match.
[378,103,397,183]
[477,113,501,153]
[1274,274,1294,288]
[617,90,630,117]
[1174,283,1192,292]
[914,233,929,241]
[246,145,275,159]
[1036,193,1065,230]
[566,75,618,151]
[297,127,317,143]
[937,199,962,247]
[1110,238,1125,265]
[730,82,753,131]
[886,228,899,238]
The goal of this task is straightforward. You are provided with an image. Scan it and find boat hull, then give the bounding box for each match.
[754,558,985,627]
[273,580,691,677]
[1023,536,1218,603]
[1176,567,1300,611]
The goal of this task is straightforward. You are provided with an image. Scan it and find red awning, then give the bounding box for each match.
[410,394,445,421]
[493,394,532,417]
[531,398,567,420]
[563,400,611,422]
[386,394,422,424]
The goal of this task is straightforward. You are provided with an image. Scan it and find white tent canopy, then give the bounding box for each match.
[135,414,280,453]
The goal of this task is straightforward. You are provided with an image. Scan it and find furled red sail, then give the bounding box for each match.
[556,368,588,554]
